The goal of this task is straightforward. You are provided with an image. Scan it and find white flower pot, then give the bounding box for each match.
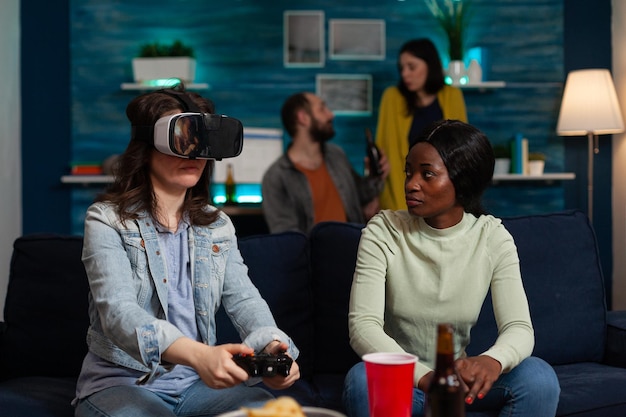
[528,160,545,176]
[132,57,196,84]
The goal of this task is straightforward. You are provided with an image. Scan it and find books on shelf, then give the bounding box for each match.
[510,133,528,175]
[71,162,102,175]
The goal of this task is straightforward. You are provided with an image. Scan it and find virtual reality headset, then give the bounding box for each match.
[131,89,244,160]
[151,112,243,160]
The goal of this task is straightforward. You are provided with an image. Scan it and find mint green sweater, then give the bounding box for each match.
[348,210,534,385]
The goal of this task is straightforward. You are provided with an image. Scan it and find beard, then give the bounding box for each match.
[310,119,335,143]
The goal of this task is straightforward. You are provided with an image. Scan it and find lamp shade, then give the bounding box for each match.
[556,69,625,136]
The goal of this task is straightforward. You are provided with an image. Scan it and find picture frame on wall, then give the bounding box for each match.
[316,74,372,116]
[329,19,385,60]
[284,10,325,67]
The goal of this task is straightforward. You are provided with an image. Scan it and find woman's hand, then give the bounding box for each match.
[163,338,253,389]
[363,148,390,181]
[417,371,434,392]
[261,341,301,390]
[195,344,255,389]
[455,355,502,404]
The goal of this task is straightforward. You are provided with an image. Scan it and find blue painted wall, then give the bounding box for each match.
[20,0,613,298]
[563,0,613,305]
[67,0,567,228]
[21,0,72,235]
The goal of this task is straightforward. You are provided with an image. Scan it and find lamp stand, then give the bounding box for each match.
[586,132,594,223]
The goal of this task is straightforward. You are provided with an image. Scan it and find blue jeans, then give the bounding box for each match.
[342,356,560,417]
[74,380,275,417]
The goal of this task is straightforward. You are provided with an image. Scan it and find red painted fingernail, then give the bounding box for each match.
[465,397,473,405]
[478,393,485,399]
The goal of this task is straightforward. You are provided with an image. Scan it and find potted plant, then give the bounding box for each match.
[492,144,511,175]
[132,40,196,85]
[424,0,472,85]
[528,152,546,176]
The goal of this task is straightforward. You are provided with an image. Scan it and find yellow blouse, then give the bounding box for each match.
[375,85,468,210]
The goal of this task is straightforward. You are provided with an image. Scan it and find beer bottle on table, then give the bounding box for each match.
[425,323,465,417]
[225,163,236,205]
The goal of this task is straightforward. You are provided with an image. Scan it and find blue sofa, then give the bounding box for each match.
[1,210,626,416]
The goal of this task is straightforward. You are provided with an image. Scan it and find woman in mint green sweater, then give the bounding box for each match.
[343,120,560,417]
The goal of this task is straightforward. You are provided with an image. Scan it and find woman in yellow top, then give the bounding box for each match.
[376,38,468,210]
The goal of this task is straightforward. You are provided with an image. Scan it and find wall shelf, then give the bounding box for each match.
[60,174,259,218]
[61,175,114,184]
[492,173,575,184]
[62,172,576,187]
[457,81,506,92]
[120,83,210,90]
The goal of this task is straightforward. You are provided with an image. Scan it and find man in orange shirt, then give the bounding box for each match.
[262,92,389,234]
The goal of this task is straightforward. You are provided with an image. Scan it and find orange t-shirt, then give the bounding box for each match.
[296,161,347,224]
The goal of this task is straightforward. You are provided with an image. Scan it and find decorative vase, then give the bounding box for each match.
[446,60,466,86]
[132,57,196,84]
[467,59,483,84]
[494,158,511,175]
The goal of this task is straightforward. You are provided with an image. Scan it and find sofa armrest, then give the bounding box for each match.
[604,310,626,367]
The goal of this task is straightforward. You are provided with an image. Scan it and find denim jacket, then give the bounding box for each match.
[81,201,298,384]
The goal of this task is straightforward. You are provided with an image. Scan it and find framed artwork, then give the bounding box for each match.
[316,74,372,116]
[284,10,325,67]
[329,19,385,60]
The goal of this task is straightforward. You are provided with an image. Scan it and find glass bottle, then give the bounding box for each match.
[365,127,382,177]
[225,163,236,205]
[426,323,465,417]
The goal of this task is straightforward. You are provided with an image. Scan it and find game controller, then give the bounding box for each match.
[233,352,293,377]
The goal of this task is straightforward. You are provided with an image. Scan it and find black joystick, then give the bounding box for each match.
[233,352,292,377]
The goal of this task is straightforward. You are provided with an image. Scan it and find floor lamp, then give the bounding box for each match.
[556,69,625,222]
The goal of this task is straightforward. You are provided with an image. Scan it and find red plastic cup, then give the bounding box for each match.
[363,352,417,417]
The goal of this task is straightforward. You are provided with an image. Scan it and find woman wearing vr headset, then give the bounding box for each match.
[73,87,300,417]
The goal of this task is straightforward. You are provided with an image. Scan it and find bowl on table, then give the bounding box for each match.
[217,406,346,417]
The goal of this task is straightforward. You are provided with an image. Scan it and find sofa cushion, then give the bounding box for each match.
[468,211,606,365]
[0,376,76,417]
[554,362,626,416]
[0,235,89,380]
[605,310,626,367]
[216,231,316,378]
[309,222,363,375]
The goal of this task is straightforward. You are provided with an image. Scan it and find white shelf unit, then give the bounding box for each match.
[120,83,210,90]
[492,173,575,183]
[61,175,114,184]
[61,173,575,186]
[457,81,506,91]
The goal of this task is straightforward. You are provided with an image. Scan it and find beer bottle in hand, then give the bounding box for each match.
[425,323,465,417]
[365,127,382,177]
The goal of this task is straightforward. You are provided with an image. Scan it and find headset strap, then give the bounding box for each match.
[157,89,203,112]
[130,88,212,142]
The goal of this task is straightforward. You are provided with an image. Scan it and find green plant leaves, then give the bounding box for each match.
[138,40,194,58]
